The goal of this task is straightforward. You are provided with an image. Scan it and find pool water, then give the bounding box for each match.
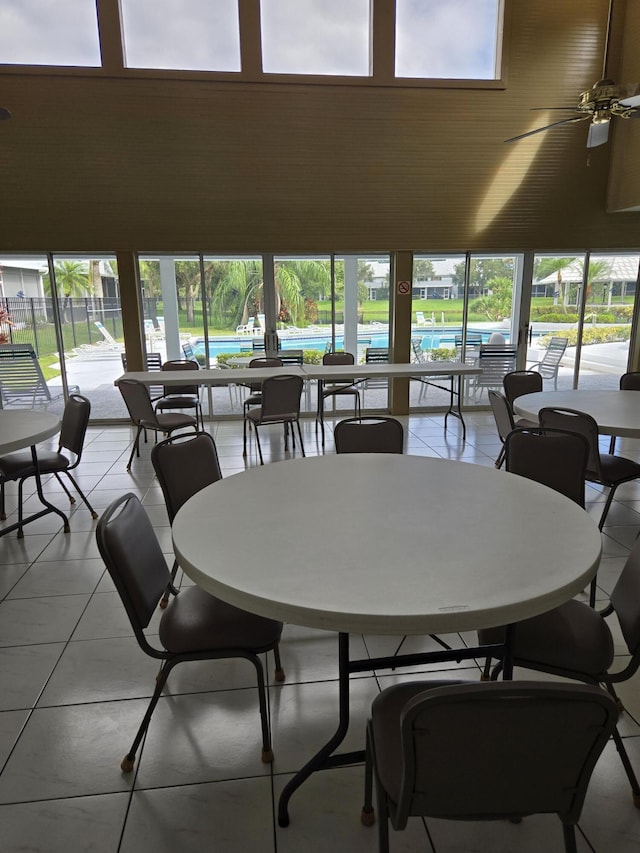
[191,329,513,359]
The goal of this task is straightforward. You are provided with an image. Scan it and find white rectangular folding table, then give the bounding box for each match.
[116,360,481,437]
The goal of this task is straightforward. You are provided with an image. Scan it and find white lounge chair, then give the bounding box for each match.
[236,317,256,335]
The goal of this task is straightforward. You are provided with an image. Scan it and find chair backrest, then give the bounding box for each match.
[278,349,304,366]
[323,351,355,366]
[96,493,171,636]
[94,320,118,346]
[505,427,588,507]
[488,331,506,345]
[151,432,222,523]
[182,341,196,361]
[454,332,482,362]
[365,347,389,364]
[118,378,158,426]
[334,417,404,454]
[248,356,282,393]
[539,407,602,479]
[391,681,617,827]
[503,370,543,408]
[58,394,92,460]
[0,343,54,407]
[161,359,199,396]
[476,344,518,388]
[488,390,515,443]
[411,339,427,363]
[537,337,568,379]
[259,374,303,421]
[620,371,640,391]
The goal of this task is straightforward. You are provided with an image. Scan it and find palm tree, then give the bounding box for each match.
[49,261,90,298]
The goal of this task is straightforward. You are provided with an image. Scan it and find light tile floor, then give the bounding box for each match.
[2,412,640,852]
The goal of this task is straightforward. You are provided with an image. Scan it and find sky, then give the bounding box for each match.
[0,0,499,79]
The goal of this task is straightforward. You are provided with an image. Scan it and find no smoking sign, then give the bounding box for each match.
[397,280,411,295]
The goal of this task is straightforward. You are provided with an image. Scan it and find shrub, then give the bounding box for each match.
[430,347,456,361]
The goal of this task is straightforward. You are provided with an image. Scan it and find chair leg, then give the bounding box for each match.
[246,653,274,763]
[609,436,617,454]
[562,823,578,853]
[63,472,99,519]
[160,557,180,609]
[611,725,640,807]
[126,425,144,471]
[495,445,506,469]
[296,421,306,457]
[598,485,618,531]
[254,425,264,465]
[53,472,75,504]
[273,643,286,682]
[0,481,5,520]
[121,659,174,772]
[243,415,249,456]
[361,722,376,826]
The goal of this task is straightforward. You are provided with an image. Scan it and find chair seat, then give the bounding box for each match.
[140,412,197,430]
[0,449,69,477]
[597,453,640,485]
[371,679,463,804]
[479,599,615,677]
[159,585,283,653]
[514,416,538,429]
[246,407,297,425]
[156,395,199,409]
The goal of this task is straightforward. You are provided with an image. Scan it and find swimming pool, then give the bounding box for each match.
[191,328,513,358]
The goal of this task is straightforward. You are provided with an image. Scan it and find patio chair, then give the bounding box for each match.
[529,336,568,389]
[0,343,79,409]
[454,332,482,364]
[316,352,361,447]
[361,679,618,853]
[363,347,389,402]
[0,393,98,531]
[478,533,640,809]
[236,317,255,335]
[334,417,404,454]
[243,374,305,465]
[94,320,124,350]
[151,431,224,607]
[609,371,640,453]
[118,378,198,470]
[96,492,284,773]
[472,344,517,401]
[154,359,205,431]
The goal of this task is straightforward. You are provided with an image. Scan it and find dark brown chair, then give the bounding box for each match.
[96,492,284,773]
[154,359,204,431]
[0,394,98,533]
[242,357,283,420]
[540,407,640,535]
[505,427,589,507]
[488,389,540,469]
[118,377,197,470]
[334,417,404,454]
[610,372,640,453]
[243,374,305,465]
[478,533,640,809]
[151,431,223,607]
[502,369,543,410]
[361,679,618,853]
[316,352,361,447]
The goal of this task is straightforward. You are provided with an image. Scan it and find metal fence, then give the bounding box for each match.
[1,297,123,357]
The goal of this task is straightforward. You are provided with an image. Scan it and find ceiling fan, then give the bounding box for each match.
[505,0,640,148]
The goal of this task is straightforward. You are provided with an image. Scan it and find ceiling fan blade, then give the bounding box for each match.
[587,120,610,148]
[619,94,640,108]
[0,107,11,120]
[530,107,581,112]
[504,115,589,144]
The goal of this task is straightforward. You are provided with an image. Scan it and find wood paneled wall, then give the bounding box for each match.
[0,0,638,253]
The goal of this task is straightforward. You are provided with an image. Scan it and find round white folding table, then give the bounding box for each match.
[513,389,640,438]
[0,410,69,537]
[172,453,602,825]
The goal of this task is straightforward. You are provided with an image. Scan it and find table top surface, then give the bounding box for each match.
[513,389,640,437]
[0,410,61,454]
[172,454,601,635]
[116,360,481,388]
